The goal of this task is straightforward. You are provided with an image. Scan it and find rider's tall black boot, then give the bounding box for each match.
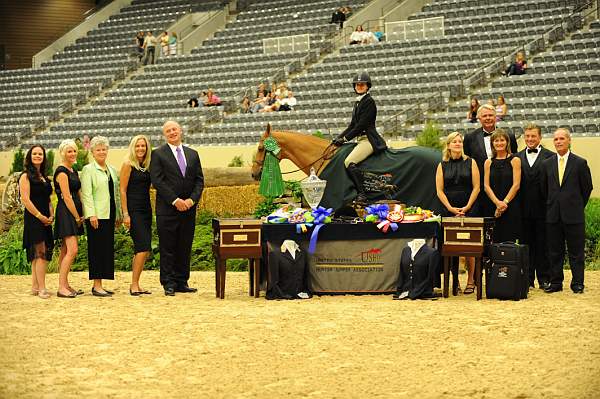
[347,163,368,204]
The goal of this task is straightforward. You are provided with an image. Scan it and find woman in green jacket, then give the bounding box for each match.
[80,136,121,297]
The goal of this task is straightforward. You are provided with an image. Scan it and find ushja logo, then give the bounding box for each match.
[360,248,382,263]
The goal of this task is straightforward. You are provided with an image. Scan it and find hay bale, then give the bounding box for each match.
[199,185,262,217]
[203,167,257,187]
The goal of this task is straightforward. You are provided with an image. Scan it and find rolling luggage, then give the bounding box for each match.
[486,242,529,300]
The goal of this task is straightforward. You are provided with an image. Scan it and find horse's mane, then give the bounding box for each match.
[270,130,329,146]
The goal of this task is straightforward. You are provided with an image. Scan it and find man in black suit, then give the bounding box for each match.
[150,120,204,296]
[516,123,554,289]
[332,72,387,203]
[541,128,593,294]
[463,104,517,215]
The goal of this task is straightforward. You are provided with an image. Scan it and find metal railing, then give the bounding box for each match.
[459,0,594,96]
[380,0,597,138]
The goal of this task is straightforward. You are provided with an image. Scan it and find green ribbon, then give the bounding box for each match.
[259,137,285,197]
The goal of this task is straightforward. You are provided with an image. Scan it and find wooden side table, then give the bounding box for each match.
[441,217,494,300]
[212,218,263,299]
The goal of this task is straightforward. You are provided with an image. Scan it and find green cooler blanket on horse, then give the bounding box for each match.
[318,144,443,212]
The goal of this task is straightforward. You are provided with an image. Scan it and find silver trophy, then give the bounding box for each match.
[300,168,327,209]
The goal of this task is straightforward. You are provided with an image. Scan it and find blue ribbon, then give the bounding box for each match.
[365,204,389,220]
[308,206,333,253]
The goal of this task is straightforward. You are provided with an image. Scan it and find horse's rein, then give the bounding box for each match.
[280,143,336,176]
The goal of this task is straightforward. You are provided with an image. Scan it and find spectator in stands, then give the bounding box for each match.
[240,96,251,113]
[20,145,54,299]
[350,25,367,45]
[496,95,508,121]
[251,91,268,113]
[169,32,177,56]
[159,31,169,57]
[204,89,222,106]
[342,6,353,18]
[484,129,522,243]
[135,31,145,60]
[467,98,479,123]
[332,72,387,204]
[120,135,153,296]
[435,132,480,294]
[80,136,121,297]
[330,7,346,29]
[274,82,289,99]
[260,97,280,112]
[54,139,85,298]
[187,97,199,108]
[279,91,297,111]
[82,134,91,150]
[256,83,268,98]
[503,51,527,76]
[143,31,157,65]
[486,98,495,107]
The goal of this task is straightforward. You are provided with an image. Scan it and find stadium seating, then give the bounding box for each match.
[1,0,596,150]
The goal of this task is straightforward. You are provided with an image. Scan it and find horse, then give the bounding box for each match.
[252,124,443,212]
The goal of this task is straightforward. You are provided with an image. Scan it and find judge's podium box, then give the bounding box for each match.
[212,218,262,299]
[441,217,494,300]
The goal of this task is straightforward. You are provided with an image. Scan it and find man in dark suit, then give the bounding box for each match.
[541,128,593,294]
[463,104,517,216]
[150,120,204,296]
[516,123,554,289]
[332,72,387,203]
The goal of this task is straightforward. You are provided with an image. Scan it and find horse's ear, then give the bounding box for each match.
[265,123,272,137]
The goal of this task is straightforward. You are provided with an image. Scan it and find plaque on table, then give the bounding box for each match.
[441,217,494,255]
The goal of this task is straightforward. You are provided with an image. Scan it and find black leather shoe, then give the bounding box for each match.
[571,285,584,294]
[164,287,176,296]
[543,285,563,293]
[92,288,112,297]
[540,281,551,290]
[175,285,197,293]
[104,289,114,295]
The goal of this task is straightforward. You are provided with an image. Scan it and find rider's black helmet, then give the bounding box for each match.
[352,72,372,90]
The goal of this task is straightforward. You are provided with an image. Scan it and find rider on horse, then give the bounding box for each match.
[332,72,387,203]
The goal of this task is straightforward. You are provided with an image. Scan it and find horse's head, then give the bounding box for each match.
[251,124,273,180]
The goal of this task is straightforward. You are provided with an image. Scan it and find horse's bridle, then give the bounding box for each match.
[253,143,337,177]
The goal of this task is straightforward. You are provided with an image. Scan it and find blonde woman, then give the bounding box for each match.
[80,136,121,297]
[54,139,85,298]
[120,135,153,295]
[435,132,480,294]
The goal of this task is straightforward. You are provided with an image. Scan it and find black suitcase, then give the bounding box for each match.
[486,242,529,300]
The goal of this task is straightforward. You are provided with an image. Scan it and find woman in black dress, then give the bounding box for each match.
[54,139,85,298]
[80,136,121,297]
[435,132,480,294]
[19,145,54,299]
[120,135,153,296]
[484,129,522,243]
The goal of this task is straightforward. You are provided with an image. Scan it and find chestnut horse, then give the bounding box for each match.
[251,125,442,212]
[251,124,335,180]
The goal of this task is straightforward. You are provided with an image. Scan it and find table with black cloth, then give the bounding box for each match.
[262,222,439,294]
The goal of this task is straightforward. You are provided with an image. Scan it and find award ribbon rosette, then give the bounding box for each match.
[364,203,399,233]
[307,206,332,254]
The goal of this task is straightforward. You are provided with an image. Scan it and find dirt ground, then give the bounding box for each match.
[1,270,599,399]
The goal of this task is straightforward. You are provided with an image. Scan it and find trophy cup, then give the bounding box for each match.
[300,167,327,209]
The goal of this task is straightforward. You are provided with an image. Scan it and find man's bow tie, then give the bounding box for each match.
[527,148,538,154]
